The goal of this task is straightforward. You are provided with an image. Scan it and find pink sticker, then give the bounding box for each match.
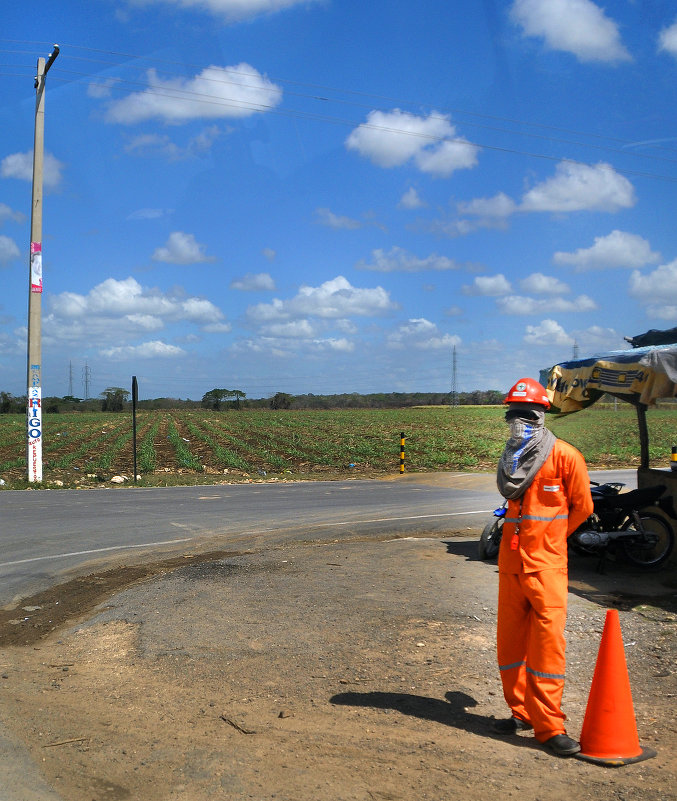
[30,243,43,293]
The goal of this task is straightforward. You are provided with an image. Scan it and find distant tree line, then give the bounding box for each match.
[1,388,507,413]
[3,387,674,415]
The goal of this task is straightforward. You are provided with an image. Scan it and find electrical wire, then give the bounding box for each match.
[2,37,677,178]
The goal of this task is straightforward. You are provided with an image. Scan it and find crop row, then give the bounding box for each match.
[1,405,676,487]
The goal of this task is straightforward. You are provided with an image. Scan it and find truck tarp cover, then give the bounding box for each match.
[544,343,677,414]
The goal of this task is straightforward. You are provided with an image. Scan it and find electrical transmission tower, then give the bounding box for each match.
[573,340,579,359]
[451,346,459,407]
[82,363,91,400]
[68,360,73,396]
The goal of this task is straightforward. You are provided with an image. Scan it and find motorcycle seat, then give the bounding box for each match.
[595,484,666,512]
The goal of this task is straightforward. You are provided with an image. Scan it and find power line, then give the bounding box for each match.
[2,38,677,177]
[23,74,672,183]
[28,40,677,156]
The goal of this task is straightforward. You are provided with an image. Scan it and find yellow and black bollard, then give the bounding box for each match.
[671,446,677,472]
[400,432,405,474]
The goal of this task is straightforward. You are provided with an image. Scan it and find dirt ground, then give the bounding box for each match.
[0,531,675,801]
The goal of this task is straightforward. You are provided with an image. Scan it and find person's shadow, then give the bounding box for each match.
[329,690,540,750]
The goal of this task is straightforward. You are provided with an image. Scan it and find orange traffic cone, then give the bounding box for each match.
[577,609,657,766]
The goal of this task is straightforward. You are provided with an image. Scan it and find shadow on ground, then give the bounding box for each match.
[329,690,541,750]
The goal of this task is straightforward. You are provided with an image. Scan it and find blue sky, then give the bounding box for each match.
[1,0,676,401]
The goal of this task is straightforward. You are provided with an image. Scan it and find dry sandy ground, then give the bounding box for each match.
[0,531,675,801]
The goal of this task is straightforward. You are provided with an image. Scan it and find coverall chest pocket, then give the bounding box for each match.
[533,476,565,508]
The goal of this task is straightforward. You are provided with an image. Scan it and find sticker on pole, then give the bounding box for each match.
[30,242,43,293]
[27,386,43,482]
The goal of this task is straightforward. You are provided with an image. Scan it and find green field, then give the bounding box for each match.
[1,404,676,489]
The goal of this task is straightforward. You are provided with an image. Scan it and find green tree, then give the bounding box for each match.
[100,387,130,412]
[270,392,293,410]
[231,389,246,409]
[202,388,232,411]
[0,391,16,413]
[202,388,247,410]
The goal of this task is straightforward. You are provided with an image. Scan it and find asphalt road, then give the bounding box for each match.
[0,470,636,607]
[0,469,646,801]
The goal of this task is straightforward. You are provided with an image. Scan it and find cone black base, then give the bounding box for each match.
[575,745,657,767]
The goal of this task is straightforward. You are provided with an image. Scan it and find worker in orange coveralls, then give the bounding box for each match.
[493,377,593,757]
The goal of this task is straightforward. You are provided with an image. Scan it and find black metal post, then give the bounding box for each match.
[636,403,649,469]
[132,375,138,483]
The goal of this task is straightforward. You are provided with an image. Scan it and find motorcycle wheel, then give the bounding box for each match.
[478,518,502,560]
[620,511,675,570]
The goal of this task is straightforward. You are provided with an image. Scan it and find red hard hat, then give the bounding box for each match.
[504,377,550,409]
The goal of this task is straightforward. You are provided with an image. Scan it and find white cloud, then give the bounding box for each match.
[399,187,425,209]
[315,208,362,230]
[357,246,460,273]
[261,319,318,338]
[658,18,677,59]
[230,272,276,291]
[126,0,320,23]
[246,276,397,322]
[553,230,661,271]
[463,274,512,296]
[510,0,631,63]
[438,163,634,240]
[0,235,20,265]
[87,77,120,98]
[345,109,479,177]
[232,332,355,357]
[520,161,636,213]
[262,248,276,261]
[0,203,25,225]
[127,208,172,220]
[100,340,186,360]
[628,260,677,318]
[523,319,574,346]
[497,294,597,314]
[125,134,181,159]
[573,325,622,352]
[152,231,215,264]
[520,272,569,295]
[120,313,165,331]
[647,305,677,320]
[105,64,282,124]
[49,277,226,337]
[203,321,233,333]
[387,318,461,350]
[457,192,517,219]
[124,126,221,160]
[1,151,64,189]
[312,337,355,353]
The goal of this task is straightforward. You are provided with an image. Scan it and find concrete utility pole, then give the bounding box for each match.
[26,44,59,483]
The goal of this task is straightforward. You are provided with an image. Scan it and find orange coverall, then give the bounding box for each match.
[497,438,593,742]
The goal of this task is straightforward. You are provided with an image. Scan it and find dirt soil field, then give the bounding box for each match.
[1,531,675,801]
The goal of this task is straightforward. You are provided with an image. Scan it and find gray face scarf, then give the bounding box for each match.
[497,404,556,500]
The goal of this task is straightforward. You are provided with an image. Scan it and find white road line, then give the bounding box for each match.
[0,510,492,570]
[238,509,493,536]
[0,538,192,569]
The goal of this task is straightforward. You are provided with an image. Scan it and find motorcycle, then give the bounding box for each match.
[478,481,676,571]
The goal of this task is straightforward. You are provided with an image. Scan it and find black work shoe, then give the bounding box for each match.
[492,716,533,735]
[544,734,581,756]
